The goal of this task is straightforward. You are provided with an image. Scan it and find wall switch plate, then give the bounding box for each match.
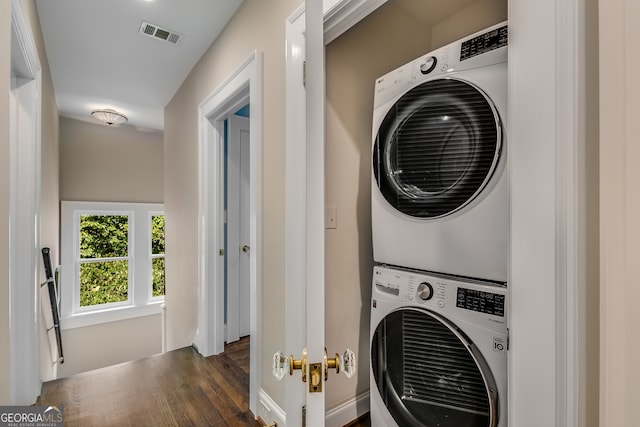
[325,206,337,229]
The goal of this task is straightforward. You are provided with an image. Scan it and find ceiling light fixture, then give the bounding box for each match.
[91,109,128,126]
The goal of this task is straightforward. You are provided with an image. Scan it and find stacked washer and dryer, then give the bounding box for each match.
[369,22,509,427]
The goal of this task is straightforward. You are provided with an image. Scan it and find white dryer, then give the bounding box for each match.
[370,265,508,427]
[371,22,508,283]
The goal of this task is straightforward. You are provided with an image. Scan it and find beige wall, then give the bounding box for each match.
[164,0,301,406]
[0,0,12,404]
[324,0,506,410]
[582,0,599,424]
[431,0,507,49]
[58,315,162,378]
[599,0,639,424]
[324,0,432,408]
[60,117,163,203]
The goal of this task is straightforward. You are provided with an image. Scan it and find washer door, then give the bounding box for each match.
[373,78,502,218]
[371,308,499,427]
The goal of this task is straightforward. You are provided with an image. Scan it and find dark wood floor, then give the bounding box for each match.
[37,337,372,426]
[37,337,259,426]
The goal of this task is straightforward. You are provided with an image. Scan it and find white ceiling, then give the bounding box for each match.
[36,0,245,131]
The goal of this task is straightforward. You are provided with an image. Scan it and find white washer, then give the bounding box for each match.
[370,265,508,427]
[371,22,508,283]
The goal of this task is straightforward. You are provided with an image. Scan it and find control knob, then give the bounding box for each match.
[420,56,437,74]
[416,282,434,301]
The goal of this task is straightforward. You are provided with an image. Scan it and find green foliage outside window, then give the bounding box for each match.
[78,214,166,306]
[80,260,129,306]
[152,258,165,297]
[80,215,128,258]
[79,215,129,307]
[151,215,165,297]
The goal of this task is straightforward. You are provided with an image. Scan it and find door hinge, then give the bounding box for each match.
[302,405,306,427]
[224,209,228,224]
[303,61,306,87]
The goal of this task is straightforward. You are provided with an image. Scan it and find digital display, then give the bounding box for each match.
[460,25,508,61]
[456,288,505,317]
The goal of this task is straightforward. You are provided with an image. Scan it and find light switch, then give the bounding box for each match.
[325,206,337,229]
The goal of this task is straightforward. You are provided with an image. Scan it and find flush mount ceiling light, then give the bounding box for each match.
[91,109,128,126]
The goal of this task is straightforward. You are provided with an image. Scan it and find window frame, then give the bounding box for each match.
[60,201,164,329]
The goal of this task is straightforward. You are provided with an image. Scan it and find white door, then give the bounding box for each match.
[281,2,329,426]
[226,114,251,342]
[281,2,363,425]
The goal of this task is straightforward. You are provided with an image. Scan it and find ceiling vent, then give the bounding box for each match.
[139,21,182,44]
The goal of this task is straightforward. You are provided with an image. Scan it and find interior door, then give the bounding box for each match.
[280,1,369,425]
[303,0,326,423]
[227,114,251,342]
[281,2,327,424]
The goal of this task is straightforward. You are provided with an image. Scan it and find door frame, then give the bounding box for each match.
[197,50,263,416]
[285,0,586,426]
[9,0,42,405]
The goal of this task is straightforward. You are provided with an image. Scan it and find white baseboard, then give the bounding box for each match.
[326,391,370,427]
[257,388,369,427]
[259,388,286,426]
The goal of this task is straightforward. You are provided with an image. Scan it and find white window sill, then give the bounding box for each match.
[60,301,165,330]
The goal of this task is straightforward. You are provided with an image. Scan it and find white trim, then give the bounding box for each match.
[325,392,370,427]
[554,1,583,426]
[197,50,263,417]
[9,0,42,405]
[60,303,164,330]
[508,0,582,426]
[259,388,286,427]
[323,0,388,44]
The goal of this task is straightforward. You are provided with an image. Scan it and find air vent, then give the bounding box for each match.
[139,21,182,44]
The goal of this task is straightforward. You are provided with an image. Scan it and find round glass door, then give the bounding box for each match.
[371,308,499,427]
[373,78,502,218]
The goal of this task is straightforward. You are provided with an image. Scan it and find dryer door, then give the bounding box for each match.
[371,307,499,427]
[373,78,502,218]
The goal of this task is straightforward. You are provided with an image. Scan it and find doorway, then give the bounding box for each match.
[225,110,250,343]
[197,51,263,417]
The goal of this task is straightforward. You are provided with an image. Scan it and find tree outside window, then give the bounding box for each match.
[151,215,165,297]
[79,215,130,307]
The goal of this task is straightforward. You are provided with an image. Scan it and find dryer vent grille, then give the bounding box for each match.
[402,310,490,416]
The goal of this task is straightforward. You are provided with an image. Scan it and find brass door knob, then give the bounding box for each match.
[289,349,307,382]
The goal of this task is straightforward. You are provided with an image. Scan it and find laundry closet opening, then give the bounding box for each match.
[323,0,508,421]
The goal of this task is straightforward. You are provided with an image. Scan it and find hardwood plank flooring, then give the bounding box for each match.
[37,336,372,426]
[37,337,259,427]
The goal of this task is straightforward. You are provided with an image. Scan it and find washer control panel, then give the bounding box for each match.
[456,287,505,317]
[373,266,507,320]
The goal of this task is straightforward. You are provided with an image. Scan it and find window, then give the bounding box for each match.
[61,202,165,329]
